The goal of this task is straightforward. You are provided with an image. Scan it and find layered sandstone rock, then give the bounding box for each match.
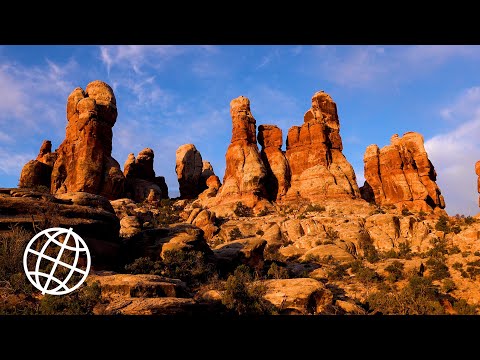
[258,124,291,202]
[51,80,125,200]
[123,148,167,202]
[175,144,204,199]
[476,161,480,207]
[212,96,268,210]
[360,132,445,212]
[19,140,58,189]
[198,175,221,200]
[284,91,360,202]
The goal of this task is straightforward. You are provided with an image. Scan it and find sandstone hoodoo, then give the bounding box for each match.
[213,96,268,209]
[50,80,125,200]
[123,148,168,203]
[284,91,360,202]
[19,140,58,189]
[175,144,205,199]
[360,132,445,212]
[258,124,291,202]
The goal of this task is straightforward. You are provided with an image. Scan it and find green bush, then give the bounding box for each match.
[465,216,476,225]
[124,250,215,287]
[257,208,270,217]
[255,229,265,236]
[325,227,339,241]
[359,232,379,263]
[305,204,326,213]
[222,265,275,315]
[448,245,462,255]
[442,278,456,293]
[155,199,181,226]
[327,263,350,280]
[384,260,405,282]
[474,251,480,257]
[435,215,451,233]
[402,208,413,216]
[350,260,382,284]
[425,257,451,280]
[267,263,290,279]
[234,202,253,217]
[453,299,478,315]
[229,227,243,240]
[39,281,102,315]
[452,262,463,270]
[366,275,444,315]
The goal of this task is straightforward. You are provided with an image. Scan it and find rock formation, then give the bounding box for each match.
[50,80,125,200]
[213,96,268,209]
[258,124,291,201]
[18,140,58,189]
[476,161,480,207]
[284,91,360,202]
[123,148,167,203]
[360,132,445,212]
[175,144,204,199]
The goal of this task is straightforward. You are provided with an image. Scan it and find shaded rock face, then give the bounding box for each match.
[258,124,291,202]
[284,91,360,202]
[361,132,445,212]
[0,189,121,268]
[51,80,125,200]
[175,144,204,199]
[123,148,167,202]
[215,96,267,207]
[476,161,480,207]
[19,140,58,189]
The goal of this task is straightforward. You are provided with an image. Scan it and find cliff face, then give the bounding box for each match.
[361,132,445,212]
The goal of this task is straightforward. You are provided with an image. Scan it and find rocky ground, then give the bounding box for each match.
[1,187,479,315]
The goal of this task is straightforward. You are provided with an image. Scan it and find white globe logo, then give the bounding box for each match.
[23,227,91,296]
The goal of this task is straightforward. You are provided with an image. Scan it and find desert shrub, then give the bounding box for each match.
[325,227,339,241]
[398,242,413,259]
[466,266,480,280]
[462,251,471,258]
[297,214,306,220]
[305,204,326,213]
[418,210,427,217]
[427,238,449,258]
[453,299,478,315]
[442,278,456,293]
[322,240,335,245]
[384,260,405,282]
[39,281,101,315]
[350,260,382,284]
[382,249,399,259]
[222,265,275,315]
[229,227,243,240]
[327,263,350,280]
[452,262,463,270]
[369,207,385,216]
[234,202,253,217]
[267,263,290,279]
[124,257,156,274]
[359,232,379,263]
[256,229,265,236]
[155,199,181,226]
[465,216,476,225]
[474,251,480,256]
[467,259,480,267]
[425,257,451,280]
[0,226,36,295]
[451,225,461,234]
[461,270,469,278]
[125,250,215,287]
[302,253,321,263]
[435,215,451,233]
[264,246,287,262]
[257,208,270,217]
[402,208,413,216]
[365,275,444,315]
[448,245,462,255]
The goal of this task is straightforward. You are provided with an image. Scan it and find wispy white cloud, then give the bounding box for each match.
[424,86,480,216]
[314,45,480,89]
[0,147,35,176]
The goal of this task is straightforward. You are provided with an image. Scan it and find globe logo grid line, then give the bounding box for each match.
[23,227,91,296]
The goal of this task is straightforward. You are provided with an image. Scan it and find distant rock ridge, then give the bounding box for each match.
[360,132,445,212]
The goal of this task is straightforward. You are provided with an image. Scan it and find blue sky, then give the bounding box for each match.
[1,45,480,216]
